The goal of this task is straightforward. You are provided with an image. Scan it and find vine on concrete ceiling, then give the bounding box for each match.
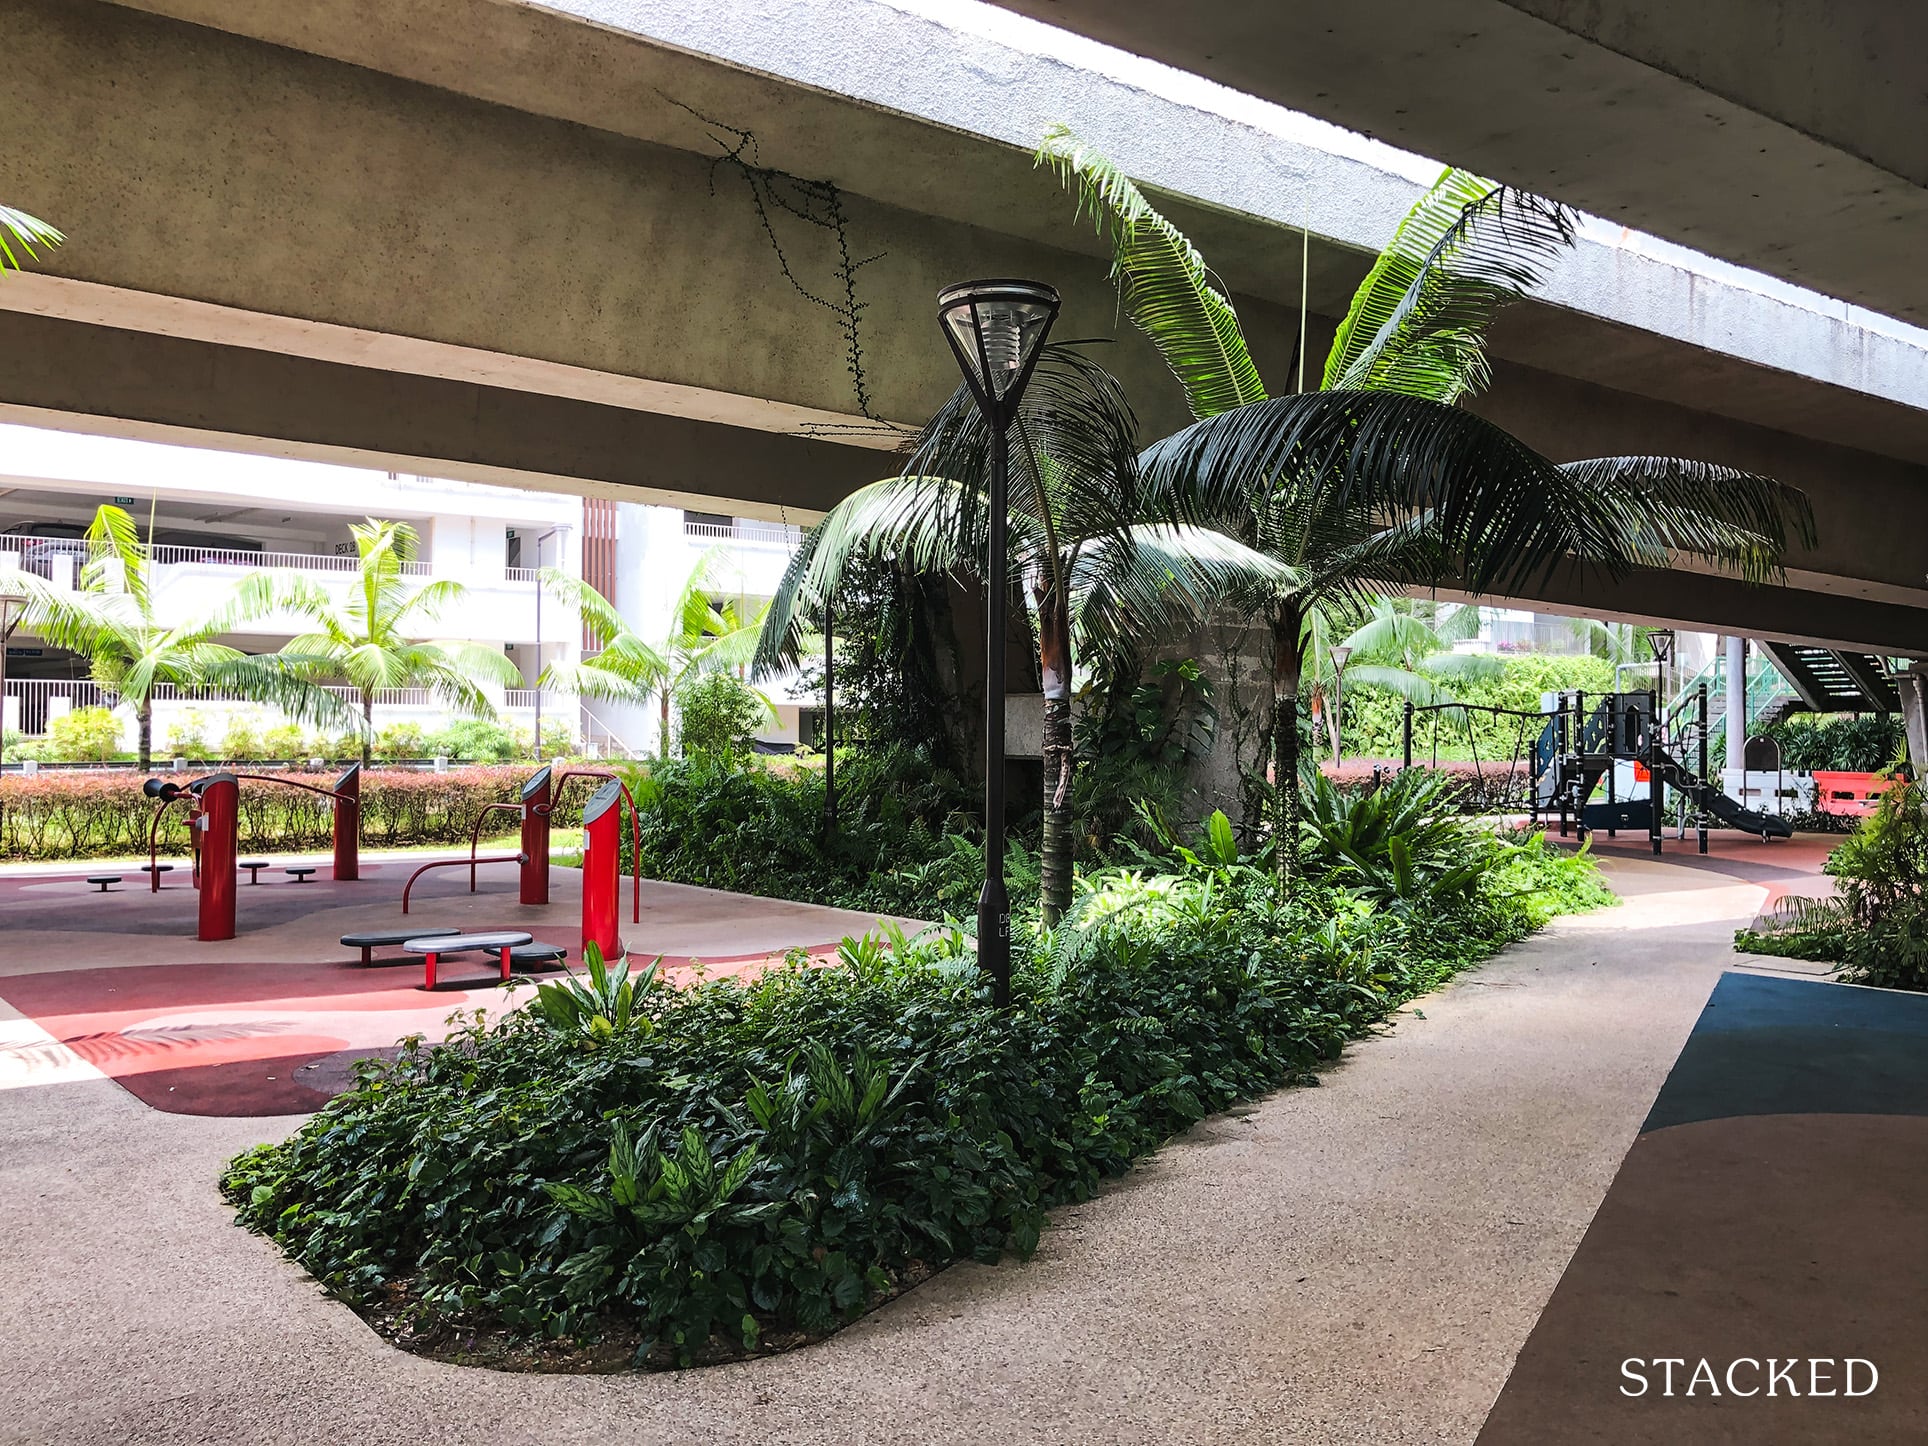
[664,94,883,422]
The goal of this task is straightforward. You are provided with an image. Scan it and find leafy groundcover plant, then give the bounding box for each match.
[1736,781,1928,989]
[224,821,1609,1371]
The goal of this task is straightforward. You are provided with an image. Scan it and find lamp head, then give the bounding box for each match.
[1648,629,1677,666]
[1330,645,1353,670]
[937,279,1060,415]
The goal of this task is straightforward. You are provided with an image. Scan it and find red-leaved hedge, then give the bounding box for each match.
[0,766,538,861]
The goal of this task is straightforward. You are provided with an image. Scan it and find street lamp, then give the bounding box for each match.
[938,278,1060,1007]
[1329,644,1353,764]
[1648,628,1676,702]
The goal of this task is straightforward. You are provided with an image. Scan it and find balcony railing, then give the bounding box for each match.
[683,519,801,549]
[504,689,538,708]
[0,534,550,583]
[0,534,435,578]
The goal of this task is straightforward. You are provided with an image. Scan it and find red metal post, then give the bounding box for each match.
[580,778,623,960]
[520,764,553,905]
[195,773,239,942]
[332,762,361,881]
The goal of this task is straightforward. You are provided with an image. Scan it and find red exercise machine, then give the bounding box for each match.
[580,778,625,960]
[145,767,364,942]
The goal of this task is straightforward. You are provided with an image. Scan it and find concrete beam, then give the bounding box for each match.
[982,0,1928,328]
[0,312,880,522]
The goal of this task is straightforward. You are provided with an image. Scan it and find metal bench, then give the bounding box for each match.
[508,941,568,971]
[404,930,533,990]
[340,924,462,965]
[86,875,123,893]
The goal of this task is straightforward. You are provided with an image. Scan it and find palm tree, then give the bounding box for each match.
[538,549,769,757]
[755,345,1281,923]
[270,519,521,764]
[14,505,352,768]
[1038,130,1814,880]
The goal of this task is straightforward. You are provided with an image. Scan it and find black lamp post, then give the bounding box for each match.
[937,278,1060,1007]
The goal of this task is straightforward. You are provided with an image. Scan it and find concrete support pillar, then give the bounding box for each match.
[1895,664,1928,778]
[1726,634,1748,767]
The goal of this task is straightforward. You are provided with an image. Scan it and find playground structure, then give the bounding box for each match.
[144,764,363,941]
[1401,686,1798,855]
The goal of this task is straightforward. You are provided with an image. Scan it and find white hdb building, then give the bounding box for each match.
[0,424,812,759]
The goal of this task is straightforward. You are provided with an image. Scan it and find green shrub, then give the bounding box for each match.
[1736,782,1928,989]
[46,706,124,762]
[220,712,268,761]
[224,829,1601,1367]
[674,673,766,760]
[373,722,427,760]
[1300,769,1504,910]
[618,748,976,914]
[260,722,307,760]
[432,718,520,762]
[163,710,214,759]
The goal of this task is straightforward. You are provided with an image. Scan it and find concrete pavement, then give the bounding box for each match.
[0,853,1772,1443]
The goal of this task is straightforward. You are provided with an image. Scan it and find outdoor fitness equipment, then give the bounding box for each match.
[579,778,626,960]
[399,764,643,919]
[145,766,365,941]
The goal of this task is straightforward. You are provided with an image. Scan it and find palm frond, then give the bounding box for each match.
[1560,456,1816,584]
[0,204,61,273]
[539,567,631,651]
[1037,125,1267,419]
[540,656,658,705]
[1324,169,1576,402]
[1071,523,1291,659]
[1140,390,1631,594]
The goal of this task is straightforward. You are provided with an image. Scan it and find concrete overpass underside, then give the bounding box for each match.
[2,0,1925,654]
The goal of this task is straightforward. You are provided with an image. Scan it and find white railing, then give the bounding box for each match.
[683,519,801,549]
[504,566,540,583]
[0,534,433,577]
[504,689,537,708]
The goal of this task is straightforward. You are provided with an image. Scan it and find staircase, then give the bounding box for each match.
[1673,645,1899,737]
[1757,643,1900,716]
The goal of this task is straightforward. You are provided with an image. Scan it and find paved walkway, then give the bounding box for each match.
[0,847,1850,1444]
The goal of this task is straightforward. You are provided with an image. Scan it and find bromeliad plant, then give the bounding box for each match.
[529,945,660,1049]
[1299,769,1500,911]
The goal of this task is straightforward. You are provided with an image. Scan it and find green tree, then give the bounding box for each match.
[15,505,352,769]
[1040,130,1813,881]
[539,549,768,757]
[271,518,520,765]
[754,346,1281,925]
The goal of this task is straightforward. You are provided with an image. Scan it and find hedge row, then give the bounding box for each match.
[1322,758,1534,814]
[0,766,542,860]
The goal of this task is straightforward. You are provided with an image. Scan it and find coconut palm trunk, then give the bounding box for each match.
[1270,602,1304,888]
[1036,582,1075,925]
[136,696,154,772]
[361,693,375,765]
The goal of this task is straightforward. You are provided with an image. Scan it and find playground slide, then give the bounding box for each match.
[1650,748,1794,839]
